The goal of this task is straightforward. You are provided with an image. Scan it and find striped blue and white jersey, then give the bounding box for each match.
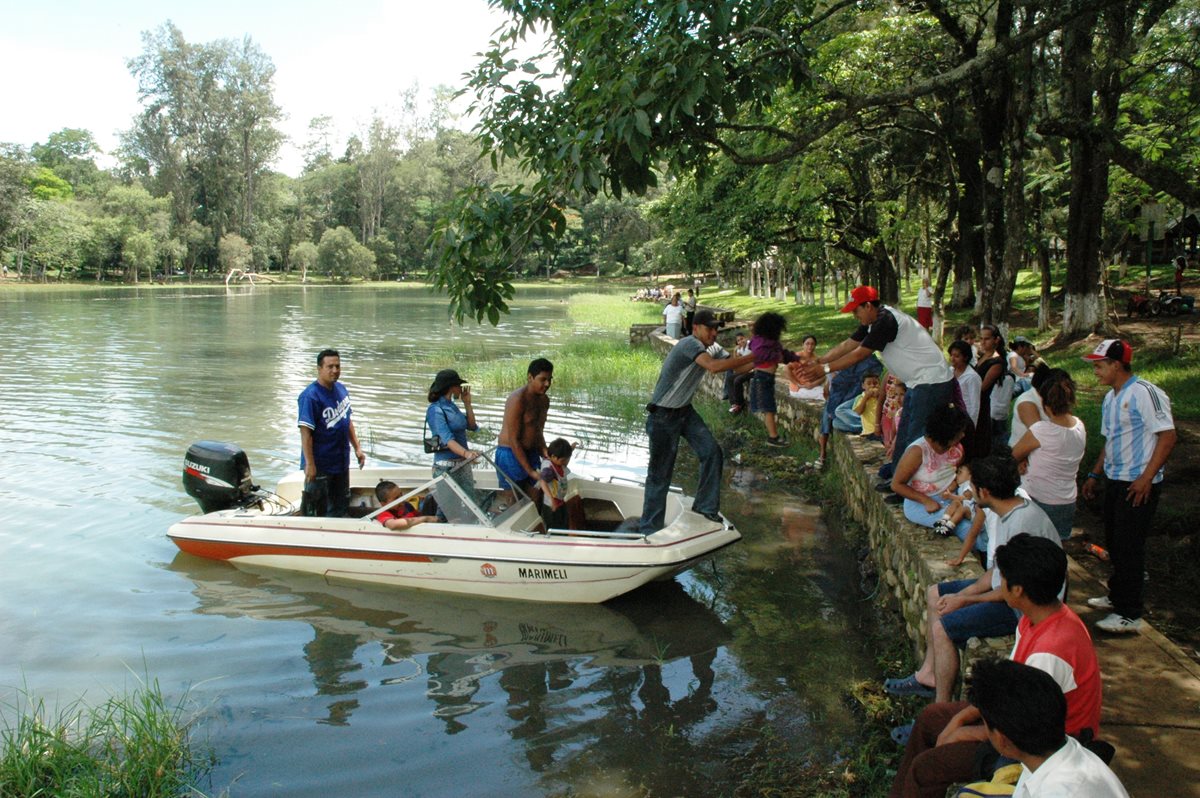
[1100,376,1174,483]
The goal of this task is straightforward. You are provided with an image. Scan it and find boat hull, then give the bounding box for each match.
[167,466,741,603]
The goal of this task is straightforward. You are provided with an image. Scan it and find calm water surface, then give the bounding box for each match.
[1,285,878,796]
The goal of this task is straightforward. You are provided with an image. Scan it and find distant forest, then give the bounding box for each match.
[0,22,659,288]
[3,2,1200,337]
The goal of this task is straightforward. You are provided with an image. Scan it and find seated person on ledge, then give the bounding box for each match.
[888,534,1101,798]
[886,455,1062,704]
[375,481,438,531]
[968,659,1127,798]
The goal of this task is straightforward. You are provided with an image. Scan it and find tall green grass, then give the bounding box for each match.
[0,681,215,797]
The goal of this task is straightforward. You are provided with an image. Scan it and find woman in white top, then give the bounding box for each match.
[662,294,684,339]
[948,340,981,459]
[1012,370,1086,540]
[1008,364,1052,446]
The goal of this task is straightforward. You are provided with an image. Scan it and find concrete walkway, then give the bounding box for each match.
[1066,560,1200,796]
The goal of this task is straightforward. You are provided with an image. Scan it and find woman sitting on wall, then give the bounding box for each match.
[890,404,976,546]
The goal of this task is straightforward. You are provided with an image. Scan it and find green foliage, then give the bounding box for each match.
[317,226,376,282]
[429,183,563,323]
[0,680,214,797]
[25,167,74,201]
[217,232,253,273]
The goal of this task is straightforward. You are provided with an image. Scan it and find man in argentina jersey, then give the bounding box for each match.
[1080,339,1176,633]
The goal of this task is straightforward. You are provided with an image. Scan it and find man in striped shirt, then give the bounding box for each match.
[1081,339,1176,634]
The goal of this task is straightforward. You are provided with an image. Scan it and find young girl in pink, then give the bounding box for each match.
[881,377,906,459]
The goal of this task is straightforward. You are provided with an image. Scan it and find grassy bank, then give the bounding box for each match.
[0,681,214,797]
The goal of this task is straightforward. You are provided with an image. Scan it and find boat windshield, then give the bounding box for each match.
[428,450,534,526]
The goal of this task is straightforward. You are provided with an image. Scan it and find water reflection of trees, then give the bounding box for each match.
[172,556,731,763]
[170,479,874,792]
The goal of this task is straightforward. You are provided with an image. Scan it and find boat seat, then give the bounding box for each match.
[580,497,626,532]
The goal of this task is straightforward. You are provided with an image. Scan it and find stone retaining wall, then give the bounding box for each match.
[638,324,1012,674]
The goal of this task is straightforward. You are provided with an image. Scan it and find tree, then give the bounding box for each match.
[30,128,106,196]
[123,22,282,259]
[432,0,1158,327]
[317,226,375,282]
[291,240,319,282]
[218,232,253,275]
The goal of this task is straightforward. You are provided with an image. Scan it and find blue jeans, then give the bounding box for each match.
[903,496,981,551]
[937,579,1020,644]
[1032,498,1076,541]
[832,397,862,433]
[639,405,722,534]
[883,379,956,476]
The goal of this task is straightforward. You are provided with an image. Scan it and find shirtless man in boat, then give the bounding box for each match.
[495,358,554,506]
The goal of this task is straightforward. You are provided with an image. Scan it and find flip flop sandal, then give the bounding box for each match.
[890,722,914,747]
[883,674,935,698]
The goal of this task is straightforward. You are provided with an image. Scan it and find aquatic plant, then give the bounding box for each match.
[0,680,216,797]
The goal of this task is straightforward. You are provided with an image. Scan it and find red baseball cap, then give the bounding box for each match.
[1082,338,1133,365]
[840,285,880,313]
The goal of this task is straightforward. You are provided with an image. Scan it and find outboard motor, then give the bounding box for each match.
[183,441,256,513]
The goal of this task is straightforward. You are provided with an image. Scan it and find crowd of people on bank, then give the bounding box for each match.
[639,280,1174,796]
[293,276,1176,796]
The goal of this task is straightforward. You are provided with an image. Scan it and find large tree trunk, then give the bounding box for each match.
[1060,8,1114,337]
[949,129,982,310]
[989,10,1037,326]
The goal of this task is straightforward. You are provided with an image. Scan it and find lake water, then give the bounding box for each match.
[0,284,880,796]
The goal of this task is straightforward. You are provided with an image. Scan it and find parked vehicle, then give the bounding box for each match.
[1155,291,1190,316]
[1127,292,1159,318]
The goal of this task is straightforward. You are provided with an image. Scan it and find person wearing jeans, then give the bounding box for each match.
[638,309,753,535]
[791,286,956,483]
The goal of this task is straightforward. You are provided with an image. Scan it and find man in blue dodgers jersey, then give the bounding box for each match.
[1080,339,1176,633]
[638,309,754,535]
[794,285,956,481]
[298,348,366,517]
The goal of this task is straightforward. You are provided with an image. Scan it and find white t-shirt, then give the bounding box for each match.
[985,497,1061,589]
[851,305,953,387]
[956,368,982,429]
[1009,388,1049,446]
[990,373,1015,420]
[1013,736,1130,798]
[662,303,684,325]
[917,287,933,309]
[1022,418,1087,505]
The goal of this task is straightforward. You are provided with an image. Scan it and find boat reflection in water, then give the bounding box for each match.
[169,552,731,738]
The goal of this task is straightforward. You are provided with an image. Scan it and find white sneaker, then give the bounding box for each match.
[1096,613,1144,633]
[1086,596,1114,610]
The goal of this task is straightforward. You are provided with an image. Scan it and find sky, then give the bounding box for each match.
[0,0,516,176]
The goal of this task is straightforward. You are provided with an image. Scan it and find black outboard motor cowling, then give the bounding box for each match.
[183,441,255,513]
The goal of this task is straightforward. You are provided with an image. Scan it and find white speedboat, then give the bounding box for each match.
[168,442,741,604]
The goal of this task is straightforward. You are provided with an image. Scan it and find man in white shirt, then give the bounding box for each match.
[1080,339,1176,633]
[794,285,956,480]
[968,658,1128,797]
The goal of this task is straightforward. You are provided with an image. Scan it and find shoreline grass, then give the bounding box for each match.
[0,680,215,797]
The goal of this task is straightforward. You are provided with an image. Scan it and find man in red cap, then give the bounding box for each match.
[794,286,956,480]
[1080,339,1176,633]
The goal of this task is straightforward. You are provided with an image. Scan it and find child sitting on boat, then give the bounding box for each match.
[540,438,577,528]
[375,481,439,531]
